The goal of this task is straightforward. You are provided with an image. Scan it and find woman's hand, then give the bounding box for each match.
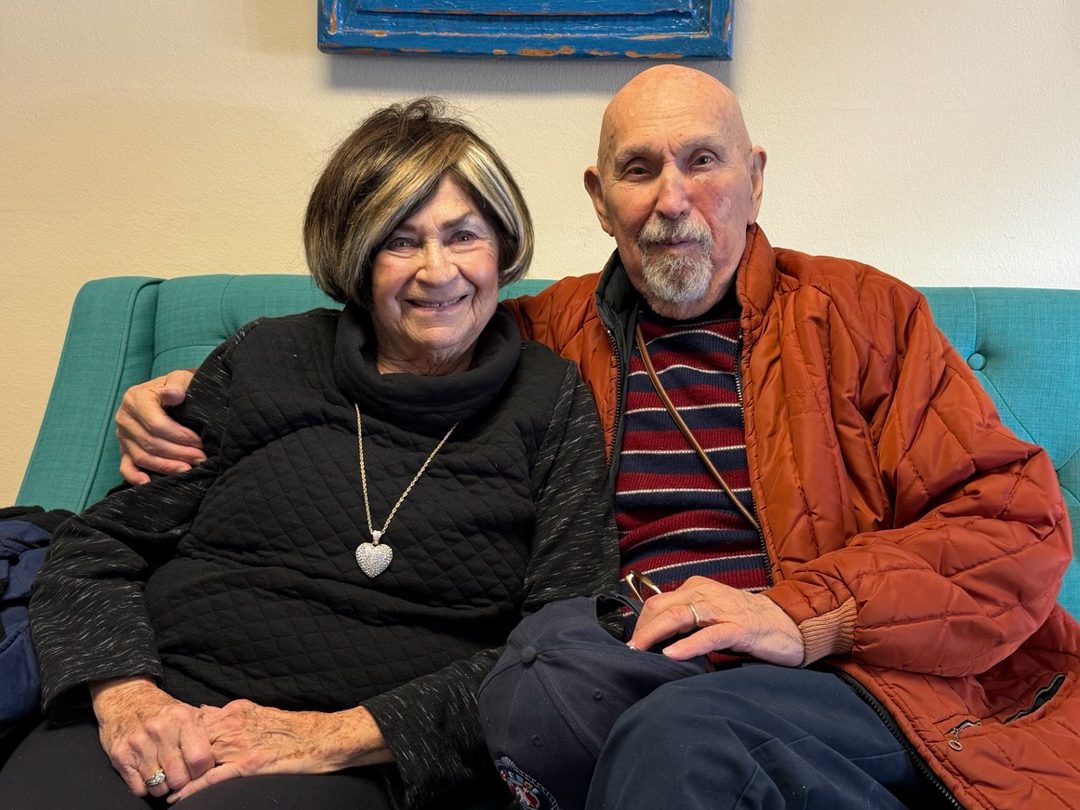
[90,676,214,799]
[115,370,204,484]
[168,701,392,803]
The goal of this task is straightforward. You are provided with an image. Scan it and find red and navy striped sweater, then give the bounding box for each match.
[615,296,771,595]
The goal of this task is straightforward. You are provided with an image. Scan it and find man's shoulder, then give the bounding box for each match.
[504,273,604,345]
[520,273,602,306]
[772,247,924,314]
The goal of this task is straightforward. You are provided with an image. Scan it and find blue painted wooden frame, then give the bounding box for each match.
[318,1,733,60]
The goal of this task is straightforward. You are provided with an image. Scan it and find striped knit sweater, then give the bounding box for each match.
[615,296,771,595]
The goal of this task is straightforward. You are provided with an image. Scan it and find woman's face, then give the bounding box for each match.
[369,176,501,375]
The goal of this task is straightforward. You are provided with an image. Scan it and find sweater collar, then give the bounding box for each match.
[333,302,522,433]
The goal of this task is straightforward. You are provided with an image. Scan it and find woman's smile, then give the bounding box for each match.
[370,176,500,376]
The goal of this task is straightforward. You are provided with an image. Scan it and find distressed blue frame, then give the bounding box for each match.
[318,1,732,59]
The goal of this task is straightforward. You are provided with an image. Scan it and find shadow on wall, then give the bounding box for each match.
[239,0,315,56]
[325,47,733,97]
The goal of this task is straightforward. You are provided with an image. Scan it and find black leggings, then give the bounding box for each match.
[0,720,394,810]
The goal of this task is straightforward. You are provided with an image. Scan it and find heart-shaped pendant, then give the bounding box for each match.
[355,541,393,577]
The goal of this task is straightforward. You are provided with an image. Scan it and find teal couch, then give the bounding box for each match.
[16,276,1080,617]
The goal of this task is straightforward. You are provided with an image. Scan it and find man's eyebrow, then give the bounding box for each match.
[610,146,651,170]
[684,136,728,156]
[609,136,729,171]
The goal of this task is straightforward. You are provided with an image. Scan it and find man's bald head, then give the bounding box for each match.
[585,66,766,319]
[597,65,753,172]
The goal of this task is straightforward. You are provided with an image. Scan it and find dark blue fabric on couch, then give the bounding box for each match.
[0,507,70,725]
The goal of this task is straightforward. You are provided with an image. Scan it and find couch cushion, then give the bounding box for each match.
[923,287,1080,612]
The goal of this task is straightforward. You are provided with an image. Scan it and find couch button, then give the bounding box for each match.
[521,645,538,665]
[967,352,987,371]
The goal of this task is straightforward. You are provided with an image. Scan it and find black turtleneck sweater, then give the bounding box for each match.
[30,304,616,808]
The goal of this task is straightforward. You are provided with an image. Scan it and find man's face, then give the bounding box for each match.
[586,74,765,319]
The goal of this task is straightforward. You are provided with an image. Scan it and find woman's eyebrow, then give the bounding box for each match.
[437,210,488,231]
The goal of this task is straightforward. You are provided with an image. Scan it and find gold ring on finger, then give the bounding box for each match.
[687,602,703,628]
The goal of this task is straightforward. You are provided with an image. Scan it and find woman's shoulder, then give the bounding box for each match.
[242,306,342,335]
[194,308,344,388]
[518,339,577,383]
[503,342,582,427]
[226,307,342,351]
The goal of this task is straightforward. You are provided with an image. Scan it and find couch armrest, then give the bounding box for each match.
[17,277,163,512]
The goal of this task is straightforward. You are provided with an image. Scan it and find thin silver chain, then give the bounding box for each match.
[354,403,458,545]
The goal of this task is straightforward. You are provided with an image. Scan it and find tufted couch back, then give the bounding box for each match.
[17,276,1080,614]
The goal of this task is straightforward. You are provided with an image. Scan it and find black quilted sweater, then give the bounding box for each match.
[30,304,616,808]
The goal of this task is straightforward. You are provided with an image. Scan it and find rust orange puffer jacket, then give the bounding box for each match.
[506,226,1080,809]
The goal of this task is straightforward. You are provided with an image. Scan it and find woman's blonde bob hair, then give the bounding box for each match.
[304,98,534,306]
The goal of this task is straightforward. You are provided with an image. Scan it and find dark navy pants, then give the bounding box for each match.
[585,664,946,810]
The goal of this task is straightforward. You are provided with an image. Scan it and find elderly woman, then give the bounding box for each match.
[0,99,614,809]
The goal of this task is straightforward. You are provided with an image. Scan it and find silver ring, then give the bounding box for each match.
[144,769,166,788]
[687,602,703,628]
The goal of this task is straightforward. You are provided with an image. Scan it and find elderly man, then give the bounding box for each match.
[116,66,1078,809]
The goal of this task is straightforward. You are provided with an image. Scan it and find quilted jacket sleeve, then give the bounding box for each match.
[29,326,249,712]
[763,294,1071,677]
[361,363,616,810]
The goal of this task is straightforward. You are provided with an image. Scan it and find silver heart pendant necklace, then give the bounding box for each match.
[353,403,457,578]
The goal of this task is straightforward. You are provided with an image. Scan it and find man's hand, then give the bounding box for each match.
[90,677,214,799]
[628,576,804,667]
[168,701,392,803]
[116,370,204,483]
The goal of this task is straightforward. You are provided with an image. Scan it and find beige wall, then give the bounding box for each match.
[3,1,1079,505]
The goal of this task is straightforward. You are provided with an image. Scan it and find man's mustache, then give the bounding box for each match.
[637,218,712,250]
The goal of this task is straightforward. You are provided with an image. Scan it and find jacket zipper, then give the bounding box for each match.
[735,330,772,584]
[834,670,962,808]
[1003,672,1066,724]
[947,719,981,751]
[604,322,627,489]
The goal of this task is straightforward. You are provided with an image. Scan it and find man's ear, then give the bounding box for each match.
[747,147,767,225]
[584,165,614,236]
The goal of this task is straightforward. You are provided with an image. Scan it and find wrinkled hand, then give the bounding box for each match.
[116,370,204,483]
[628,576,804,667]
[168,700,391,803]
[90,677,214,799]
